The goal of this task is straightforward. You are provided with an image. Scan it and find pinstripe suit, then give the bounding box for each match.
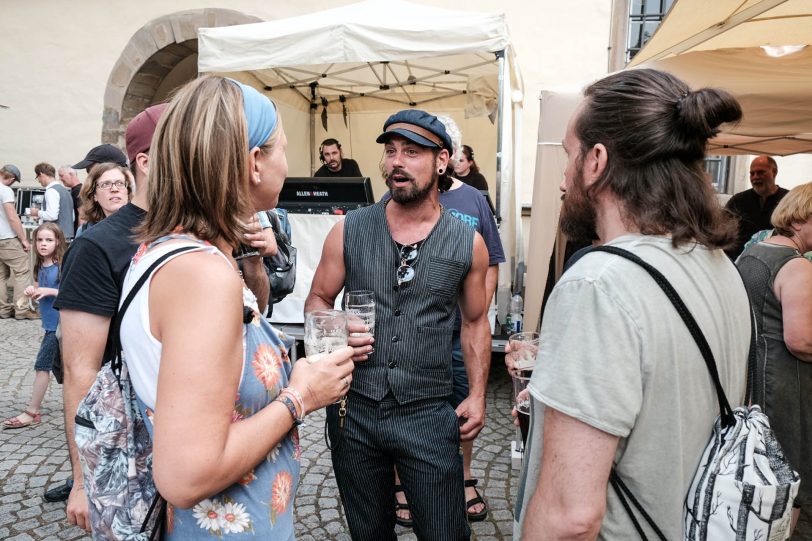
[327,201,474,540]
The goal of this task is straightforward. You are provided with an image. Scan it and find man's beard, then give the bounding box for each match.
[385,167,436,205]
[559,163,599,244]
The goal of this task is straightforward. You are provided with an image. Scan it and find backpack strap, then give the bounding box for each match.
[592,245,738,427]
[109,245,199,382]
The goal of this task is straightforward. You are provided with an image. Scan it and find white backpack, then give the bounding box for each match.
[595,246,800,541]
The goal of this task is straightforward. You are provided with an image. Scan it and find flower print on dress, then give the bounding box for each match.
[270,471,293,524]
[220,500,252,534]
[192,498,224,533]
[252,343,283,390]
[267,443,280,463]
[238,469,257,486]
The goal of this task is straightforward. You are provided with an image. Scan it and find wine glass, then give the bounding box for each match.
[304,309,348,363]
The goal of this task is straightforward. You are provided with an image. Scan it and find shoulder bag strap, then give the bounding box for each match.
[592,245,736,426]
[110,245,199,381]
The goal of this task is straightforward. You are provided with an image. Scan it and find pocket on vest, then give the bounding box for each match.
[416,326,453,369]
[427,257,467,298]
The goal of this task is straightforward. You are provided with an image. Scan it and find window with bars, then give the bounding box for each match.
[704,156,732,194]
[626,0,675,62]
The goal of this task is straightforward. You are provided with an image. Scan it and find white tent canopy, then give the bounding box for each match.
[198,0,524,322]
[629,0,812,156]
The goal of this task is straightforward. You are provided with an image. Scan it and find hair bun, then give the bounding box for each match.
[675,87,742,141]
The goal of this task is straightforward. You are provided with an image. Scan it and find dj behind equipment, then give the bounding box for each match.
[277,177,374,215]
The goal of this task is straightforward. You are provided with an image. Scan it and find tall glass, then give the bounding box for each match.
[343,290,375,353]
[304,309,348,363]
[512,372,532,447]
[508,332,539,449]
[508,331,540,372]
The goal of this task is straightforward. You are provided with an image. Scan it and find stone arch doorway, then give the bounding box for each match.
[102,9,262,147]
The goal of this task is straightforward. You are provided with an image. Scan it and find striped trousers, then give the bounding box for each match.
[326,391,469,541]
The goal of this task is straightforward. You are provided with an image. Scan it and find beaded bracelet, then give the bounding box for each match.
[275,394,303,426]
[282,387,306,419]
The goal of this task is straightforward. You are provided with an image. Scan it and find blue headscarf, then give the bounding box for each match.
[228,78,278,150]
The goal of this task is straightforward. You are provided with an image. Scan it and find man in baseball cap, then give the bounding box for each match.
[306,109,491,539]
[72,143,127,172]
[48,103,168,527]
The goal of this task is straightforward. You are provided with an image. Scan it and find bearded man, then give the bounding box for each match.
[306,109,490,541]
[514,69,751,540]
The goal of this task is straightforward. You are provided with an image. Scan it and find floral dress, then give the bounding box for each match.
[129,236,301,540]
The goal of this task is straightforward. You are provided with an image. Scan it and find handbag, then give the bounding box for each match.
[264,210,296,304]
[592,245,799,541]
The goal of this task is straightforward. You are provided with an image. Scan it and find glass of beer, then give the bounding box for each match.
[343,290,375,354]
[508,332,539,449]
[304,309,348,363]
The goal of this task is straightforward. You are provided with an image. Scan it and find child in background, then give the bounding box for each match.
[3,223,66,429]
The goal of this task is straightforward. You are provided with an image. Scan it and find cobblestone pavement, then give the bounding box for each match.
[1,318,520,540]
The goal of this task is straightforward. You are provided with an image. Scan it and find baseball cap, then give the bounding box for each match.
[73,144,127,170]
[125,103,169,163]
[1,164,21,183]
[376,109,453,152]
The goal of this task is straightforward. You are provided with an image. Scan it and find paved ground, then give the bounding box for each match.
[0,318,520,540]
[4,318,811,540]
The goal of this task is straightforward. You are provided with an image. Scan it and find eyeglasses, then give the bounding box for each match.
[96,180,127,191]
[396,243,418,288]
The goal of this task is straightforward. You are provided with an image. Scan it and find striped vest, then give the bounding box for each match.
[343,201,474,404]
[44,183,75,239]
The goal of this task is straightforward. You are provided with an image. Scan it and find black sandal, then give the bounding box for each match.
[464,479,488,522]
[394,485,414,528]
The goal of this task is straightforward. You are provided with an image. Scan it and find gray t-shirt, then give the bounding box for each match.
[514,234,749,540]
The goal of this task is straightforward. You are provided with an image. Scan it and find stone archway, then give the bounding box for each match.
[102,9,262,147]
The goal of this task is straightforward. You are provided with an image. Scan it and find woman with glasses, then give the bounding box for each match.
[75,162,132,237]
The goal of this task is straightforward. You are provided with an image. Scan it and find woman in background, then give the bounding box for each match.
[453,144,488,191]
[75,162,132,237]
[736,181,812,534]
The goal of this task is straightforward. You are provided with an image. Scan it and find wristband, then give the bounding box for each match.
[282,387,306,418]
[275,394,303,426]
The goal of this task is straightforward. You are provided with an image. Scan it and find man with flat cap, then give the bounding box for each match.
[306,109,491,540]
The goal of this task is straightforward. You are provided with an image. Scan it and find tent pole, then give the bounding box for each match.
[495,50,505,224]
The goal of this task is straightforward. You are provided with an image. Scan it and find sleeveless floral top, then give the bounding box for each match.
[126,235,300,540]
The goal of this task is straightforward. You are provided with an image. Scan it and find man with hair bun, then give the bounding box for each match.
[513,69,750,539]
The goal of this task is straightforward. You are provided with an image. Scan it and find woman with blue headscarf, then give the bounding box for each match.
[113,76,355,539]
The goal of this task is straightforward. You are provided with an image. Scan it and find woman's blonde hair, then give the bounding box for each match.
[771,181,812,237]
[79,162,133,223]
[140,75,279,248]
